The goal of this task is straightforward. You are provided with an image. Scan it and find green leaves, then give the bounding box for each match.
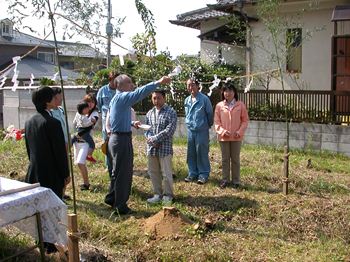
[134,0,157,56]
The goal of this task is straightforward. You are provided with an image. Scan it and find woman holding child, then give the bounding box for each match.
[72,93,98,191]
[214,82,249,189]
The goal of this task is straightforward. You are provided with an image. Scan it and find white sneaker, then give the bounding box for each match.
[162,195,173,205]
[147,194,162,204]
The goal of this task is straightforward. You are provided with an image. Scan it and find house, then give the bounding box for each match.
[0,18,105,127]
[170,0,350,93]
[0,18,105,85]
[46,40,105,74]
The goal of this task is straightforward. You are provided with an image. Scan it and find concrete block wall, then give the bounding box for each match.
[2,86,88,130]
[135,117,350,156]
[2,87,349,157]
[243,121,350,156]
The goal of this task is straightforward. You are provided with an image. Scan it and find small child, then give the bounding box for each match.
[72,101,98,163]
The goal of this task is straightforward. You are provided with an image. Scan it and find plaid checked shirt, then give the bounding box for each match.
[145,104,177,157]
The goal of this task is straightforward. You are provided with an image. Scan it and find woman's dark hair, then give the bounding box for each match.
[51,87,62,96]
[77,101,90,114]
[32,86,54,112]
[108,70,119,82]
[83,93,97,113]
[221,82,238,101]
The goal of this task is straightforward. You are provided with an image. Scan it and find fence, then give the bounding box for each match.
[239,90,350,125]
[133,89,350,125]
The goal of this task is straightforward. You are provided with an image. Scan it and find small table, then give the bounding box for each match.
[0,177,67,260]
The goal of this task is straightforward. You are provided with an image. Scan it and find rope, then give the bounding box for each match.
[67,231,81,241]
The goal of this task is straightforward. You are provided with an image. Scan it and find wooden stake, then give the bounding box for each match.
[283,146,290,195]
[67,214,80,262]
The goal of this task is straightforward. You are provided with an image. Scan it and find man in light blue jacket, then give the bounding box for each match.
[96,71,118,177]
[184,78,213,184]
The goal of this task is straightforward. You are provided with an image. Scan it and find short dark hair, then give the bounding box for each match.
[221,82,238,101]
[51,87,62,96]
[77,101,90,114]
[32,86,54,112]
[188,78,200,86]
[152,90,166,98]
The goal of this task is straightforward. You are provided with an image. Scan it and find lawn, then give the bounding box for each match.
[0,135,350,262]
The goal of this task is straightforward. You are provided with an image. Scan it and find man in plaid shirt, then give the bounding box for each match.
[145,90,177,204]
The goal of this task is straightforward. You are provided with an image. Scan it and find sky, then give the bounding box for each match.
[111,0,216,56]
[1,0,217,57]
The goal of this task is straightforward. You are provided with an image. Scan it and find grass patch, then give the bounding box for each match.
[1,135,350,261]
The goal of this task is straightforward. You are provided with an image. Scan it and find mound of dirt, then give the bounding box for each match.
[144,207,193,239]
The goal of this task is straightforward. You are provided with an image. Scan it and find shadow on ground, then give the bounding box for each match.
[176,194,258,212]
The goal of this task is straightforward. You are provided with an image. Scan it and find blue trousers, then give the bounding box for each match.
[187,129,210,180]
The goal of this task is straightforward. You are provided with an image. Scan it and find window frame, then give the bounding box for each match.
[37,51,55,64]
[2,23,10,36]
[286,28,302,74]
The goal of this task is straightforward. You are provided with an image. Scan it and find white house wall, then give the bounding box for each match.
[250,8,335,91]
[199,19,245,66]
[201,40,245,65]
[250,0,350,91]
[196,0,350,91]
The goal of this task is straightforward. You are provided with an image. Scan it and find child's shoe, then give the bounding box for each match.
[86,155,97,163]
[80,184,90,191]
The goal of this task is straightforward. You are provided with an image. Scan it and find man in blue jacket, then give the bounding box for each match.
[105,74,171,215]
[96,71,118,177]
[184,78,213,184]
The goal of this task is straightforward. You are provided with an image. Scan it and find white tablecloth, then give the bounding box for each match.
[0,177,68,245]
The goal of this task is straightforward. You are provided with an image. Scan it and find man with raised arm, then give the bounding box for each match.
[105,75,171,215]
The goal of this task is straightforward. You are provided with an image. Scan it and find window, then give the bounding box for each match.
[37,52,55,64]
[2,23,10,36]
[334,37,350,94]
[60,61,74,70]
[286,28,302,73]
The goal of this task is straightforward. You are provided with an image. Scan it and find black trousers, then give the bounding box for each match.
[105,133,133,210]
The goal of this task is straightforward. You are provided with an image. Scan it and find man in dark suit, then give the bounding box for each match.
[25,86,70,198]
[25,86,70,254]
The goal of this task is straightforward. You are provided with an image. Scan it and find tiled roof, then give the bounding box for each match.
[0,30,54,48]
[207,0,257,13]
[169,7,228,29]
[0,19,103,58]
[1,57,80,80]
[47,41,104,58]
[332,5,350,21]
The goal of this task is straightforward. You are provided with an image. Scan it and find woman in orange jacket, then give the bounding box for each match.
[214,82,249,189]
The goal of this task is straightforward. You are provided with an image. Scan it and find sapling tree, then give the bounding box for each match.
[255,0,323,194]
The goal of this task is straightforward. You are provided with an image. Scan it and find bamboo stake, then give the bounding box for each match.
[46,0,77,214]
[45,0,80,260]
[67,214,80,262]
[283,145,290,195]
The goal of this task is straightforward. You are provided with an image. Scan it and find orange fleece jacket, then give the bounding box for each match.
[214,100,249,141]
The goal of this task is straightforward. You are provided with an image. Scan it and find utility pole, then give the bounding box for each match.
[106,0,113,67]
